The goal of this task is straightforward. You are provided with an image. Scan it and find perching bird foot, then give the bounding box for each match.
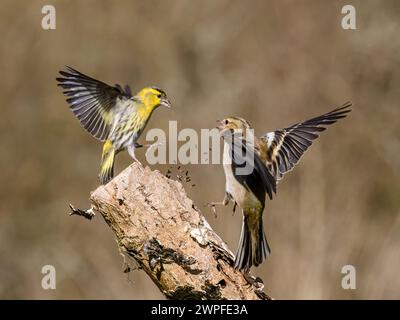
[205,202,219,218]
[134,159,144,171]
[205,195,230,218]
[242,271,264,290]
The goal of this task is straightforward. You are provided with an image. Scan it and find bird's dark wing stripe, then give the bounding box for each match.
[124,85,132,96]
[281,142,298,164]
[286,136,304,154]
[74,99,103,115]
[261,102,352,181]
[56,66,132,141]
[278,146,289,172]
[87,109,103,135]
[294,130,319,140]
[288,132,310,149]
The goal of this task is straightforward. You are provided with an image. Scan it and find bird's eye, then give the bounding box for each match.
[157,94,162,98]
[224,119,229,125]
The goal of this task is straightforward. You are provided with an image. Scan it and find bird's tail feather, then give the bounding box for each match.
[99,140,115,184]
[234,215,270,272]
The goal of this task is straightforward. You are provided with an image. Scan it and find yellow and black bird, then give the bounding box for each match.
[209,102,352,272]
[56,66,171,184]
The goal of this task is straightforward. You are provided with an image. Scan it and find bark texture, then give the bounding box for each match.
[89,163,270,300]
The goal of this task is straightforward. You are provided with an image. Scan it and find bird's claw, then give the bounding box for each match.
[136,142,154,148]
[232,202,237,216]
[130,156,144,171]
[205,202,218,218]
[242,272,264,289]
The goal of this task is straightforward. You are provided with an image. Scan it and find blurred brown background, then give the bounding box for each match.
[0,0,399,299]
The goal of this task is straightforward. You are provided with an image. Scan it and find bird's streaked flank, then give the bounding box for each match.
[209,102,352,272]
[56,66,171,184]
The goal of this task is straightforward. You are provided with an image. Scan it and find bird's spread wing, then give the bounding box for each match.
[56,66,132,141]
[228,134,276,201]
[260,102,352,181]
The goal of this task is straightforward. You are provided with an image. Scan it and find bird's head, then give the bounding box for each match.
[136,87,171,111]
[217,116,252,134]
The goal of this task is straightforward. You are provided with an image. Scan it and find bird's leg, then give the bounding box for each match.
[232,202,237,216]
[206,193,230,218]
[128,144,139,162]
[242,271,264,290]
[135,142,153,148]
[128,144,144,171]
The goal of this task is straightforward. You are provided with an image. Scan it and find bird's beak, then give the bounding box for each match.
[160,98,171,108]
[216,119,224,130]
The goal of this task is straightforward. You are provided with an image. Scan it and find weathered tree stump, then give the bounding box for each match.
[84,163,270,300]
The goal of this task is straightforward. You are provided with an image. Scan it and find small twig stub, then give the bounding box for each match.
[69,204,95,220]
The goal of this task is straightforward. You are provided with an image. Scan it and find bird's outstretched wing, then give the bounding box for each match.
[56,66,132,141]
[228,134,276,201]
[260,102,352,181]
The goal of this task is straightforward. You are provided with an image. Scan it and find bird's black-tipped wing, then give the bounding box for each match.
[228,134,276,202]
[56,66,132,141]
[260,102,352,181]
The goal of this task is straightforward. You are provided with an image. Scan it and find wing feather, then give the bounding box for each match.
[228,135,276,201]
[261,102,352,181]
[56,66,132,141]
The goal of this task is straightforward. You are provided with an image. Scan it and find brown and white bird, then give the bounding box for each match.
[209,102,352,272]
